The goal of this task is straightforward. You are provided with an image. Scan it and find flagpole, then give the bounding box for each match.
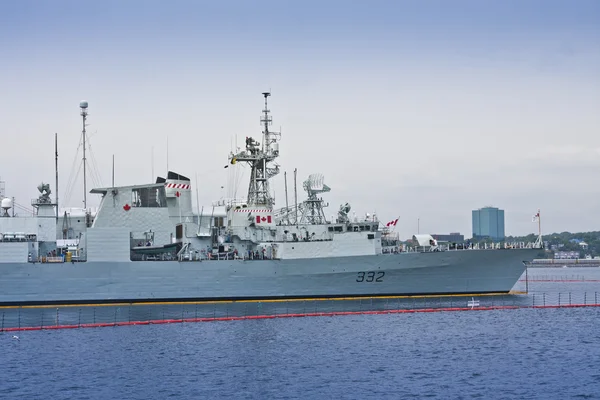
[533,208,542,249]
[538,208,542,247]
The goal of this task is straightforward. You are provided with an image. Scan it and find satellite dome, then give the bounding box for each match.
[1,198,12,210]
[79,100,88,109]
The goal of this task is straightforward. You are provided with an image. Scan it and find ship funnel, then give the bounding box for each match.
[164,171,193,215]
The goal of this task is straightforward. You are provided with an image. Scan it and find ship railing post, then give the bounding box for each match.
[558,293,561,306]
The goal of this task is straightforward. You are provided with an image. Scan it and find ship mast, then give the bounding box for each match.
[229,92,281,208]
[55,132,59,223]
[80,101,89,211]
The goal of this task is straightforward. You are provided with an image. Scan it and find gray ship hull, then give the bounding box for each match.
[0,248,535,305]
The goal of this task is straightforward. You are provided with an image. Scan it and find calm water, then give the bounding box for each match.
[2,268,600,400]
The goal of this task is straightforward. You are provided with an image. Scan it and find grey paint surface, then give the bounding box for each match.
[0,248,534,304]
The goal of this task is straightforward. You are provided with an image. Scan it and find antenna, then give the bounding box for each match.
[151,146,154,181]
[112,154,115,187]
[55,132,59,223]
[195,173,201,222]
[284,171,290,224]
[294,168,298,225]
[166,137,169,171]
[261,92,271,153]
[79,100,89,211]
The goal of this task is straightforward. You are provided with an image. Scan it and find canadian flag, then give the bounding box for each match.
[532,210,540,222]
[256,215,272,224]
[386,218,398,227]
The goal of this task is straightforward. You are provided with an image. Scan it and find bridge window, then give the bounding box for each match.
[132,187,167,208]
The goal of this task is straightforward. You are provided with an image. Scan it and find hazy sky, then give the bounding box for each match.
[0,0,598,239]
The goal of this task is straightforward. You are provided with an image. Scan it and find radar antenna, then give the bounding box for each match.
[299,174,330,225]
[228,92,281,208]
[36,182,52,204]
[337,203,351,224]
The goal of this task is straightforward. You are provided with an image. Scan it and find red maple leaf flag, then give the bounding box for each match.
[255,215,273,224]
[386,218,398,227]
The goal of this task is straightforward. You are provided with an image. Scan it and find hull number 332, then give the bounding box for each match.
[356,271,385,282]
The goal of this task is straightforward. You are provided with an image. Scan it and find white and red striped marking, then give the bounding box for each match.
[233,209,271,213]
[165,183,191,189]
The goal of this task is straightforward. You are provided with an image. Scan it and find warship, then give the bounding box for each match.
[0,94,541,306]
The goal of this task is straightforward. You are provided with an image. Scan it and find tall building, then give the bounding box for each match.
[472,207,505,240]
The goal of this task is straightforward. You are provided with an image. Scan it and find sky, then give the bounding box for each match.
[0,0,599,239]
